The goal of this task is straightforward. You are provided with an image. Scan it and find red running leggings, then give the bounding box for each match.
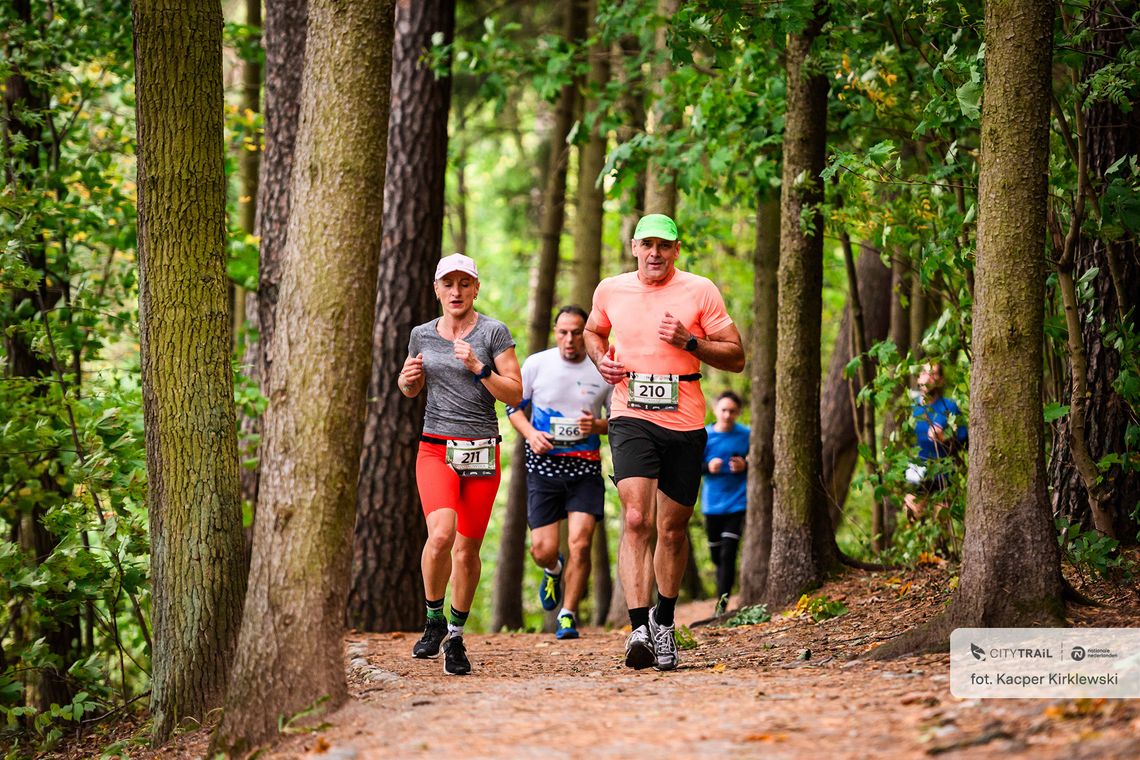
[416,439,501,540]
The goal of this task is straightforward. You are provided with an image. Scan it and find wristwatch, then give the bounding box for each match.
[683,335,698,352]
[475,364,493,380]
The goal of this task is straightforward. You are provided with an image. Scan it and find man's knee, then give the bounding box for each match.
[530,533,559,566]
[624,507,653,538]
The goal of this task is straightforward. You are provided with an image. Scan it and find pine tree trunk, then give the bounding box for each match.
[133,0,246,742]
[819,244,891,525]
[642,0,680,214]
[766,2,837,607]
[491,0,587,632]
[571,0,609,310]
[239,0,308,510]
[740,196,779,604]
[349,0,455,633]
[1048,1,1140,541]
[212,0,395,751]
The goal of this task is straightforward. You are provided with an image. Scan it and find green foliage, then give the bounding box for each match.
[789,594,848,623]
[721,604,771,627]
[674,624,699,650]
[1056,518,1134,583]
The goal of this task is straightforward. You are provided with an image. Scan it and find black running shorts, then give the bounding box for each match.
[608,417,707,507]
[526,471,605,530]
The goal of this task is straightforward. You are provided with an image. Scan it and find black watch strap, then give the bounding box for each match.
[476,364,493,379]
[684,335,698,352]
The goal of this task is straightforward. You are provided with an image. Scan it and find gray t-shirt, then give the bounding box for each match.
[409,315,516,438]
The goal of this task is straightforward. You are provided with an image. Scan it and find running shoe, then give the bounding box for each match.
[624,624,655,669]
[412,618,448,659]
[556,611,580,640]
[538,554,564,611]
[648,605,679,671]
[443,635,471,675]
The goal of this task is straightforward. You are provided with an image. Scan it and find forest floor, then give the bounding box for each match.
[58,560,1140,760]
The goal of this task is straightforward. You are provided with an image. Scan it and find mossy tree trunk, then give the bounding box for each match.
[349,0,455,633]
[133,0,246,743]
[875,0,1063,658]
[492,0,587,633]
[238,0,308,510]
[740,196,779,603]
[212,0,395,752]
[766,1,838,607]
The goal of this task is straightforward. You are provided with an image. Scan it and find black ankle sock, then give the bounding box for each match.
[448,606,470,629]
[629,606,650,630]
[426,598,445,622]
[655,594,678,627]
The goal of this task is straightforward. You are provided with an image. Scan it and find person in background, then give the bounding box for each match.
[701,391,749,608]
[904,362,967,522]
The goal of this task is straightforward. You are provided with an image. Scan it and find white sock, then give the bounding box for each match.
[447,623,464,638]
[544,558,563,575]
[559,608,574,619]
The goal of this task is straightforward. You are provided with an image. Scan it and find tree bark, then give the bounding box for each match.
[349,0,456,634]
[740,196,779,604]
[212,0,395,751]
[1048,1,1140,542]
[133,0,246,742]
[766,2,838,607]
[238,0,308,509]
[232,0,261,348]
[642,0,681,214]
[819,244,891,526]
[615,33,647,245]
[491,0,587,632]
[875,0,1063,658]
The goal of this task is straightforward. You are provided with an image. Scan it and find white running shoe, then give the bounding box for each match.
[648,606,678,671]
[624,624,655,669]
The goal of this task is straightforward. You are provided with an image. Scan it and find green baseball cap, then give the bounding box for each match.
[633,213,679,241]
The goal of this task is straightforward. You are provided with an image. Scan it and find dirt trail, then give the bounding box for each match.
[249,568,1140,760]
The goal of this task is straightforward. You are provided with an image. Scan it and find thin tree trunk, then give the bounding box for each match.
[766,1,837,607]
[615,33,646,245]
[875,0,1063,658]
[232,0,261,348]
[133,0,246,742]
[491,0,587,632]
[349,0,456,633]
[212,0,395,751]
[238,0,308,510]
[642,0,680,214]
[740,196,779,604]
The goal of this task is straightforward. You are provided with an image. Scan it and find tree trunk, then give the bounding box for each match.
[491,0,587,632]
[875,0,1063,658]
[766,2,837,607]
[571,0,610,310]
[238,0,308,510]
[1048,1,1140,542]
[212,0,395,752]
[819,244,891,525]
[232,0,261,348]
[642,0,680,214]
[349,0,456,633]
[133,0,246,742]
[615,33,646,245]
[740,196,779,604]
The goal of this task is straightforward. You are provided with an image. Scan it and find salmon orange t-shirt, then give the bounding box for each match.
[591,269,735,431]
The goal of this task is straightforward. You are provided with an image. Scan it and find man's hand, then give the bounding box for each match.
[658,311,691,349]
[526,430,554,455]
[927,423,945,443]
[707,457,724,474]
[454,338,483,374]
[598,345,625,385]
[577,409,597,435]
[729,456,747,473]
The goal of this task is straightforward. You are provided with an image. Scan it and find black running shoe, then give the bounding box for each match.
[443,635,471,675]
[412,619,448,659]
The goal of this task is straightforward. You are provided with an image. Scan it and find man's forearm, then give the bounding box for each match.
[584,330,608,366]
[690,337,745,373]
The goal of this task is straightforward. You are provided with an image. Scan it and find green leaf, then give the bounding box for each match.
[956,79,982,120]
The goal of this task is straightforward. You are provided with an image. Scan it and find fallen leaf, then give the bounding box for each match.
[744,733,787,742]
[312,736,331,754]
[711,662,727,673]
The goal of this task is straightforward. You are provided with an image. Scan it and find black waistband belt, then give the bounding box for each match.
[625,372,702,381]
[421,434,502,445]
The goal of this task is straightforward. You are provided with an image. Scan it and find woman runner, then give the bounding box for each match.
[398,253,522,675]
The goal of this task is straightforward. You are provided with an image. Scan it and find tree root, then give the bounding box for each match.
[839,551,896,572]
[1062,576,1101,607]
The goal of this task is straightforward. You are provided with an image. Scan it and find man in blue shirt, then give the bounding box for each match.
[701,391,750,603]
[904,363,968,520]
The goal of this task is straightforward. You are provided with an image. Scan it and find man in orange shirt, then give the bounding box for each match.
[585,213,745,671]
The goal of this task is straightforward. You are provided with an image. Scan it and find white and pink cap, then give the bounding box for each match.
[434,253,479,280]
